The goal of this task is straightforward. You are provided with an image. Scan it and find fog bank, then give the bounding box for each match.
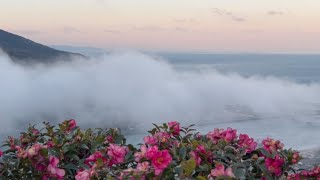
[1,51,320,134]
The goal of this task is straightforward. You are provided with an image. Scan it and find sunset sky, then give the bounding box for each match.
[1,0,320,53]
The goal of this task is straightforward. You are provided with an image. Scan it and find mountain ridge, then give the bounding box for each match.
[0,29,85,63]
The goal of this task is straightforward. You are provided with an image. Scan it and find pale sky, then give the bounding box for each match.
[1,0,320,53]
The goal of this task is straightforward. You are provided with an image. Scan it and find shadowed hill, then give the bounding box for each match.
[0,29,86,64]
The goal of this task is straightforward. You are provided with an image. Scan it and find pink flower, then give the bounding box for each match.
[105,135,114,143]
[27,143,42,158]
[47,141,55,148]
[134,145,147,162]
[154,132,170,143]
[168,121,180,136]
[75,170,92,180]
[262,137,284,152]
[195,133,203,140]
[145,146,159,159]
[291,152,300,164]
[196,144,206,154]
[193,144,213,164]
[224,128,237,142]
[107,144,127,165]
[16,147,28,159]
[47,156,65,179]
[207,128,237,144]
[238,134,257,153]
[137,162,150,171]
[209,164,234,178]
[67,119,77,131]
[85,151,106,167]
[8,136,16,149]
[189,151,201,165]
[0,151,3,157]
[143,136,158,145]
[36,163,47,171]
[151,150,172,175]
[265,155,284,176]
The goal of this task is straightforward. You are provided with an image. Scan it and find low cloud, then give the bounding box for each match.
[0,51,320,137]
[63,26,83,34]
[104,29,121,34]
[267,11,284,16]
[232,17,246,22]
[175,27,189,32]
[132,25,166,32]
[211,8,246,22]
[13,30,44,35]
[173,18,195,23]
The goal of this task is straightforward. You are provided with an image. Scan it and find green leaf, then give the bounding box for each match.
[179,146,187,159]
[64,163,79,171]
[234,168,246,179]
[125,151,134,162]
[114,134,124,144]
[163,123,168,129]
[182,158,196,176]
[257,163,267,172]
[258,148,272,158]
[39,149,48,157]
[80,144,89,150]
[70,154,80,161]
[79,163,90,170]
[174,166,182,176]
[96,158,104,168]
[191,140,199,147]
[196,176,207,180]
[198,164,209,171]
[152,123,161,131]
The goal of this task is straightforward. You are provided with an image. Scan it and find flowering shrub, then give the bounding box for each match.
[0,119,319,179]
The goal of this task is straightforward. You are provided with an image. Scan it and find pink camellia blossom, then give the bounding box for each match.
[195,133,203,140]
[8,136,16,149]
[85,151,107,167]
[189,151,201,165]
[291,152,300,164]
[27,143,43,158]
[107,144,127,165]
[238,134,257,153]
[194,144,213,164]
[134,145,147,162]
[36,163,47,171]
[137,161,150,172]
[151,150,172,175]
[207,128,225,144]
[224,128,237,142]
[143,136,158,145]
[209,164,234,178]
[104,135,114,144]
[145,146,159,159]
[265,155,284,176]
[262,137,284,152]
[46,156,65,179]
[168,121,180,136]
[196,144,206,154]
[154,132,170,143]
[30,128,40,135]
[47,141,55,148]
[67,119,77,131]
[207,128,237,144]
[75,170,90,180]
[16,147,28,159]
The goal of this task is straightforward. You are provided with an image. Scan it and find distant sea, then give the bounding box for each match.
[160,53,320,84]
